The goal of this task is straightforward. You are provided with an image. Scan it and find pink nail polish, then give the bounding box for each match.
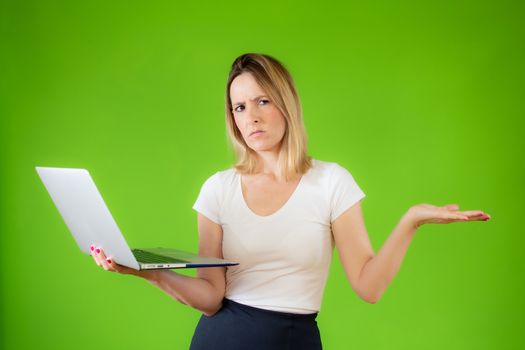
[95,248,100,254]
[90,245,95,251]
[106,258,112,264]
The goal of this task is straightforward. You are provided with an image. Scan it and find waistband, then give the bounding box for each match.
[223,298,319,320]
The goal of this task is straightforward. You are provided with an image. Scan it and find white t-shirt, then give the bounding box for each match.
[192,159,365,314]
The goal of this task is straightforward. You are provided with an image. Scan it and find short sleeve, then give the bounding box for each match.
[192,172,222,225]
[329,163,366,223]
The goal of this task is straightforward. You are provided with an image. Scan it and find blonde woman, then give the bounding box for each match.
[91,53,491,349]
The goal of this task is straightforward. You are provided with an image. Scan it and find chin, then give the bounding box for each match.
[247,143,281,154]
[243,136,283,152]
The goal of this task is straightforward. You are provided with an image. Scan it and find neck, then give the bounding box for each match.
[254,150,283,180]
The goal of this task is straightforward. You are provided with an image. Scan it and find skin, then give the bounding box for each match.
[230,72,287,176]
[91,71,491,312]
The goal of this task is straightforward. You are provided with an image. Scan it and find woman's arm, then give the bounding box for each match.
[92,213,226,317]
[331,202,490,304]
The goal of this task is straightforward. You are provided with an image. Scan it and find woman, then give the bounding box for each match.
[90,53,491,349]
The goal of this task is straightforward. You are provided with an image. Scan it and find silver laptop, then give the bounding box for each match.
[36,166,238,270]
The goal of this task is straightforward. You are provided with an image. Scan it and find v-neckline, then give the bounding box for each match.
[238,172,306,219]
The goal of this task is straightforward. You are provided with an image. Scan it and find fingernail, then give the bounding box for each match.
[95,248,101,254]
[90,245,95,251]
[106,258,112,264]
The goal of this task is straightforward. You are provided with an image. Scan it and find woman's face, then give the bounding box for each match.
[230,72,286,155]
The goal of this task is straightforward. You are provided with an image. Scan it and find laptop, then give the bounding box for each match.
[36,166,239,270]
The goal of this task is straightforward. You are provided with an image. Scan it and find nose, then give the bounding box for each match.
[246,103,261,123]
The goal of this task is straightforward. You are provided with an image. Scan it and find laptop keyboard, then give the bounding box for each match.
[132,249,189,264]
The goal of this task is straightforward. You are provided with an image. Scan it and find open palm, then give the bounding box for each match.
[407,203,491,228]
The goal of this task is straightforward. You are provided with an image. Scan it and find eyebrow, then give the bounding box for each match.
[232,95,268,107]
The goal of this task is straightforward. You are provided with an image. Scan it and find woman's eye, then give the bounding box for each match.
[233,100,268,113]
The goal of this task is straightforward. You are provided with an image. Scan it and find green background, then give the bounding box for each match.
[1,0,523,349]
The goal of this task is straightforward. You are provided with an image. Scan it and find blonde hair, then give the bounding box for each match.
[225,53,312,181]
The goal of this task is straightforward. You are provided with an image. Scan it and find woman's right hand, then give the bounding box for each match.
[90,244,141,276]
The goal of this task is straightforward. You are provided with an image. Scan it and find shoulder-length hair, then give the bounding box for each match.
[225,53,312,181]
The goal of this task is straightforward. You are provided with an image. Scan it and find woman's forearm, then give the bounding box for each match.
[357,213,418,303]
[136,269,224,316]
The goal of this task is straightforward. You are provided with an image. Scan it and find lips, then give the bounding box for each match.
[249,130,264,136]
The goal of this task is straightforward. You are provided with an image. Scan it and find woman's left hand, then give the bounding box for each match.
[405,203,491,229]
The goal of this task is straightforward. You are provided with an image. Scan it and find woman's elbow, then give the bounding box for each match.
[201,290,225,316]
[357,288,381,304]
[365,291,383,304]
[202,300,224,317]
